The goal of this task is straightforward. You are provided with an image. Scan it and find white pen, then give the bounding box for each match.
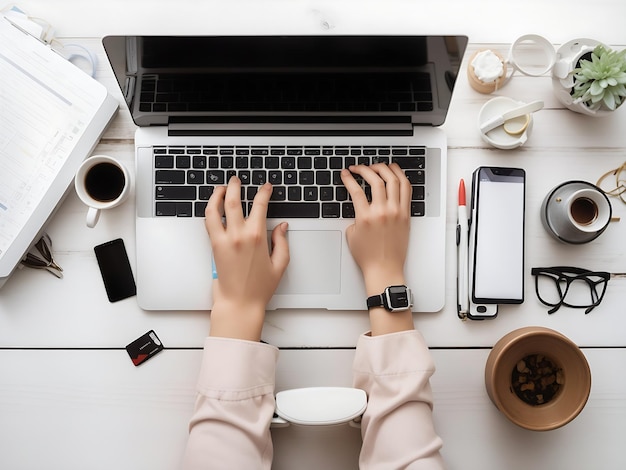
[456,179,469,317]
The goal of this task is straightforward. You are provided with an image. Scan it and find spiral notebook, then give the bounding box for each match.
[0,16,118,288]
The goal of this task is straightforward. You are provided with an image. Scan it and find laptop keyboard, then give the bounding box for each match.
[154,145,427,219]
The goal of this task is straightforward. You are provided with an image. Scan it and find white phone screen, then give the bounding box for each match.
[471,167,525,303]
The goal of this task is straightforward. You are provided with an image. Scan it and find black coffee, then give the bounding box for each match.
[85,162,125,202]
[570,197,598,226]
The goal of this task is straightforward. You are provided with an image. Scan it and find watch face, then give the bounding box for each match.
[388,285,410,309]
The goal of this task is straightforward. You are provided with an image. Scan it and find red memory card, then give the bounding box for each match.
[126,330,164,366]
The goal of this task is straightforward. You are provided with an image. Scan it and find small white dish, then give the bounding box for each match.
[478,97,534,149]
[275,387,367,426]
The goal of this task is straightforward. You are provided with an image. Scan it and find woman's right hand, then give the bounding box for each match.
[340,163,412,294]
[340,163,415,335]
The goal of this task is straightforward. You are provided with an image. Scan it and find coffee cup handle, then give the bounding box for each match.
[86,207,101,228]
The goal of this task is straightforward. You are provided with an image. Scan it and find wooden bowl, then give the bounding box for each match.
[485,326,591,431]
[467,49,507,94]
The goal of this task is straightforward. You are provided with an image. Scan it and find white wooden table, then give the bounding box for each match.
[1,1,625,469]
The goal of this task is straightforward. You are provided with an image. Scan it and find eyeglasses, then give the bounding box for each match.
[20,233,63,278]
[531,266,626,314]
[597,161,626,204]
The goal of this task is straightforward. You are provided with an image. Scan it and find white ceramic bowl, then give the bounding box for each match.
[478,96,534,149]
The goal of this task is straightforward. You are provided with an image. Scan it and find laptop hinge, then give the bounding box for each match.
[167,116,414,136]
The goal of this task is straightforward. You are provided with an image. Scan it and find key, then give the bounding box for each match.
[193,156,207,168]
[155,156,174,168]
[156,202,176,216]
[252,170,267,185]
[199,186,214,200]
[322,203,341,218]
[412,185,425,201]
[320,186,334,201]
[187,170,205,184]
[176,202,193,217]
[411,201,425,216]
[316,171,331,185]
[269,170,282,185]
[288,186,302,201]
[176,155,191,168]
[392,157,422,169]
[297,156,312,169]
[304,186,318,201]
[267,202,320,218]
[194,201,208,217]
[342,202,355,218]
[206,170,225,184]
[156,186,196,200]
[405,170,425,184]
[271,186,287,201]
[155,170,185,184]
[299,171,314,185]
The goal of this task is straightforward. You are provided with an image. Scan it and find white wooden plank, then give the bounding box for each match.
[0,348,624,469]
[13,0,626,44]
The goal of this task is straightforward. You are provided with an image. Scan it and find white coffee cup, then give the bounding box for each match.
[75,155,131,228]
[541,181,612,244]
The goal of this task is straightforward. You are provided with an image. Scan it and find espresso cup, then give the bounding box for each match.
[75,155,131,228]
[540,181,612,244]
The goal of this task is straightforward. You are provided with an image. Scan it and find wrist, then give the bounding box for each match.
[209,299,266,342]
[368,307,414,336]
[365,281,414,336]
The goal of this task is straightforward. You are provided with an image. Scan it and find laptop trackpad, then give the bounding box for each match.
[274,230,342,295]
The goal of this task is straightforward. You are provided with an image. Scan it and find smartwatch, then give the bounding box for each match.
[366,285,413,312]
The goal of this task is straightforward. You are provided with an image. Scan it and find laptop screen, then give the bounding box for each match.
[103,35,467,128]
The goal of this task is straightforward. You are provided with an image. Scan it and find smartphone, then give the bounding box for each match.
[469,167,525,307]
[94,238,137,302]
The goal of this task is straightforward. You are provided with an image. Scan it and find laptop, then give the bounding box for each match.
[103,35,467,311]
[0,16,118,288]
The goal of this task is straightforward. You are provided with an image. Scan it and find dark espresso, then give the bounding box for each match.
[85,162,125,202]
[570,197,598,226]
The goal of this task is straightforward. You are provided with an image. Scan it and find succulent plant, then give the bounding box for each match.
[571,45,626,111]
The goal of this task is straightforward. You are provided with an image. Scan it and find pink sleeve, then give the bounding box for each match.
[181,337,278,470]
[352,330,444,469]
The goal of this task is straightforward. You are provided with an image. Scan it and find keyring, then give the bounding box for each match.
[506,34,556,78]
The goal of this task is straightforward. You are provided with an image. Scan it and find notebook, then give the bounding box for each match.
[0,16,118,288]
[103,35,467,311]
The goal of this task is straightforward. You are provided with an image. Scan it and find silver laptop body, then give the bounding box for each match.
[103,35,468,312]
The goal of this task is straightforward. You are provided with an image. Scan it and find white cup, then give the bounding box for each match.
[541,181,612,244]
[74,155,131,228]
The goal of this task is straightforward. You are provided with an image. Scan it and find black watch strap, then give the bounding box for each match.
[366,294,385,310]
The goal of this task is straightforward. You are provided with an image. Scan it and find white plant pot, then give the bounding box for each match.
[552,38,613,117]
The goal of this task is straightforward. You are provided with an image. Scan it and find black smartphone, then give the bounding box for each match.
[469,167,525,306]
[94,238,137,302]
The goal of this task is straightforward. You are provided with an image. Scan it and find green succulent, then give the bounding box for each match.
[572,45,626,111]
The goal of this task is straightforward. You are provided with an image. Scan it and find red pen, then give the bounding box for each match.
[457,179,469,316]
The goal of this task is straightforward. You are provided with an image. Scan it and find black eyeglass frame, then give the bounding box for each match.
[531,266,610,314]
